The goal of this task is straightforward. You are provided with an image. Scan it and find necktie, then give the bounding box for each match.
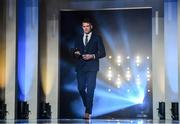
[85,35,88,46]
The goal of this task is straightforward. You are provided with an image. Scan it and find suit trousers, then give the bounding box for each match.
[77,71,97,114]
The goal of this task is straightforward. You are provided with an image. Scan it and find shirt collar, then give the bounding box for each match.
[84,32,92,37]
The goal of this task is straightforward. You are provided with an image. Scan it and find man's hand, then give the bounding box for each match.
[74,51,81,59]
[74,51,81,55]
[82,54,94,60]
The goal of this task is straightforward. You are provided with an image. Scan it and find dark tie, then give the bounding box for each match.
[85,35,88,46]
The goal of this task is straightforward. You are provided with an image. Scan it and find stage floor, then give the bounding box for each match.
[1,119,180,124]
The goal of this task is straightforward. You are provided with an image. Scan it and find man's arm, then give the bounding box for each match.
[82,36,106,61]
[73,39,82,59]
[94,36,106,59]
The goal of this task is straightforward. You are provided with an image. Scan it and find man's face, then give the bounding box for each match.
[82,22,93,34]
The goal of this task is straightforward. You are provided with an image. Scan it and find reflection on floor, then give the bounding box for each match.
[0,119,180,124]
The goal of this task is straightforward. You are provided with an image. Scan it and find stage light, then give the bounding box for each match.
[116,55,122,66]
[17,101,30,119]
[39,102,51,119]
[126,56,130,60]
[157,102,165,120]
[107,67,113,81]
[0,101,7,119]
[127,89,130,93]
[147,89,150,92]
[171,102,179,120]
[136,78,141,85]
[146,56,150,60]
[108,56,112,59]
[146,73,151,78]
[125,68,131,81]
[135,56,141,66]
[136,75,141,85]
[108,89,111,92]
[116,75,121,88]
[146,74,150,78]
[146,70,151,80]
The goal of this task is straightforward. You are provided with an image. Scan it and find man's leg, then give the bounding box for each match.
[85,71,97,115]
[77,71,87,108]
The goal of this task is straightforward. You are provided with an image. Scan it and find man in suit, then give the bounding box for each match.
[74,18,106,119]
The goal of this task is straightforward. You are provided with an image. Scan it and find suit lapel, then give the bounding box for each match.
[80,35,84,47]
[85,33,94,47]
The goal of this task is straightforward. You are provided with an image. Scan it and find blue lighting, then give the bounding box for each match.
[17,0,38,101]
[64,76,147,117]
[17,0,26,101]
[164,0,178,101]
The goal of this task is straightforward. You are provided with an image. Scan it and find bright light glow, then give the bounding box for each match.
[147,56,150,59]
[116,75,122,88]
[136,78,141,85]
[17,0,38,101]
[126,56,130,59]
[135,97,144,104]
[116,55,122,66]
[135,56,141,66]
[107,67,113,80]
[65,78,147,117]
[146,70,151,79]
[0,48,6,88]
[147,74,151,78]
[125,68,131,81]
[146,70,151,80]
[108,56,112,59]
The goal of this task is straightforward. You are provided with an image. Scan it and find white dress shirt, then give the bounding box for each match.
[82,32,95,59]
[83,32,92,46]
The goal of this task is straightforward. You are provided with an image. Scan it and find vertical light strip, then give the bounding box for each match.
[164,0,178,101]
[38,0,47,104]
[53,15,56,36]
[0,0,6,102]
[17,0,26,101]
[7,0,13,18]
[178,0,180,118]
[38,0,48,119]
[164,1,178,119]
[17,0,38,102]
[6,0,16,119]
[155,11,159,35]
[26,0,38,119]
[168,2,172,21]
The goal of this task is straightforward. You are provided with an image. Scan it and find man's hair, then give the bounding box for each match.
[82,18,92,25]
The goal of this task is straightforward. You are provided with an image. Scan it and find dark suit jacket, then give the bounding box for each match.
[74,32,106,72]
